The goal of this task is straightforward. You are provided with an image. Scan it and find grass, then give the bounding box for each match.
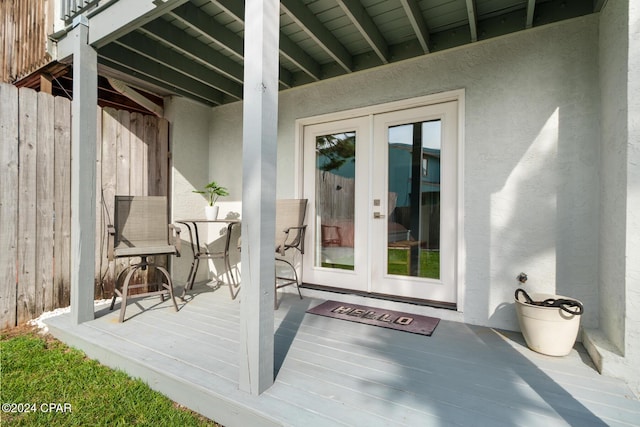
[388,248,440,278]
[322,249,440,278]
[1,325,221,427]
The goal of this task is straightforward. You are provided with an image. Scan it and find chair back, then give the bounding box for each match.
[113,196,175,256]
[275,199,307,255]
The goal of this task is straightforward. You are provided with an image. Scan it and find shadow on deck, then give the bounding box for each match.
[45,284,640,427]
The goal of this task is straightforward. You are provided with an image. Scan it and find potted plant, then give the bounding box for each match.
[193,181,229,220]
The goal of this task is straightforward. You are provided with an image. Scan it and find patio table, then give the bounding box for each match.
[176,219,240,299]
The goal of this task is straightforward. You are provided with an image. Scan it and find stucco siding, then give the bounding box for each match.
[599,0,629,355]
[166,96,212,284]
[627,0,640,369]
[205,15,600,332]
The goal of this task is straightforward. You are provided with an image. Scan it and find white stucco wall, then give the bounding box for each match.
[599,0,629,359]
[165,96,212,286]
[627,0,640,396]
[206,15,601,332]
[595,0,640,396]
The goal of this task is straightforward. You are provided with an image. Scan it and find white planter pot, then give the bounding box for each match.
[205,205,219,220]
[515,292,582,357]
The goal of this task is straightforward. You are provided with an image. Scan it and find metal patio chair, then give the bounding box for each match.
[275,198,308,308]
[108,196,181,322]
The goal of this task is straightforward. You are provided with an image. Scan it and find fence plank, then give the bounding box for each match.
[0,83,19,329]
[130,112,146,196]
[37,91,55,312]
[100,108,119,294]
[1,0,50,83]
[115,110,131,284]
[95,106,107,298]
[54,95,71,309]
[116,109,131,196]
[17,87,38,323]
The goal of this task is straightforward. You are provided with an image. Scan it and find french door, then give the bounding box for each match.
[302,101,459,304]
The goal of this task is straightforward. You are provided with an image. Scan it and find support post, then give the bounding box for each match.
[70,16,97,324]
[239,0,280,394]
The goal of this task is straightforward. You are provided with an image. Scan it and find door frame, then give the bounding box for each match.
[294,89,466,311]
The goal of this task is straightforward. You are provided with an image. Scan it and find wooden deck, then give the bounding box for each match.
[45,284,640,427]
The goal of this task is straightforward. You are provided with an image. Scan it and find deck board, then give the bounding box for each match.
[45,285,640,427]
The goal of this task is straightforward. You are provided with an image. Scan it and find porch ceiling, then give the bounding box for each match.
[91,0,603,107]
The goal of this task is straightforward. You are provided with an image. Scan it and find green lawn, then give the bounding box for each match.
[1,327,220,426]
[387,249,440,278]
[321,248,440,278]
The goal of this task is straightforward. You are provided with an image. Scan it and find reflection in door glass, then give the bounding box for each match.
[387,121,441,279]
[315,132,356,271]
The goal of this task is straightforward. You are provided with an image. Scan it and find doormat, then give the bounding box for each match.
[306,300,440,336]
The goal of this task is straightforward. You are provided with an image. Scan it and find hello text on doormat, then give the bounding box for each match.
[306,300,440,336]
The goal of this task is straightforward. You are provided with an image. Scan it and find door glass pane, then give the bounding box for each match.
[387,121,441,279]
[315,132,356,270]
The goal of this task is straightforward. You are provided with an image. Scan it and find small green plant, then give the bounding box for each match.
[193,181,229,206]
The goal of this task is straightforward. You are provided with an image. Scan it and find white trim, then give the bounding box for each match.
[296,89,465,126]
[455,94,466,313]
[296,89,466,311]
[370,102,458,303]
[294,90,466,196]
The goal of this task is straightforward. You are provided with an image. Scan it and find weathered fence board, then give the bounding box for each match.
[1,0,52,83]
[17,87,38,321]
[53,95,71,310]
[99,108,118,296]
[0,84,19,330]
[37,92,55,312]
[0,83,170,329]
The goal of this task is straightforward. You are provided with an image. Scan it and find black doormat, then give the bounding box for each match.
[306,300,440,336]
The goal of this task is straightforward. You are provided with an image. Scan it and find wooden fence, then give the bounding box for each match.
[1,0,53,83]
[0,83,169,330]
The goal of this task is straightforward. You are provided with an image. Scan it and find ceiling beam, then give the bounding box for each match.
[280,0,353,73]
[141,19,293,89]
[89,0,190,48]
[99,57,216,106]
[526,0,536,29]
[98,44,224,105]
[279,35,322,81]
[211,0,243,22]
[335,0,389,64]
[141,20,243,84]
[115,32,243,100]
[169,2,243,60]
[55,0,191,59]
[465,0,478,42]
[215,0,322,81]
[593,0,607,12]
[399,0,430,54]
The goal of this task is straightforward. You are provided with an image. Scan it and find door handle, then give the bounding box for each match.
[373,212,386,219]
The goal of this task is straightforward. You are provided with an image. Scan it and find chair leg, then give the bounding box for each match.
[292,267,302,300]
[275,258,303,309]
[156,265,178,312]
[111,267,131,311]
[118,267,139,323]
[111,262,177,322]
[182,256,200,298]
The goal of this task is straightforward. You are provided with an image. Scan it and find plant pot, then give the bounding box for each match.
[205,205,219,220]
[515,292,582,357]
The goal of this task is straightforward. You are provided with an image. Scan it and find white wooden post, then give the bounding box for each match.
[70,16,97,324]
[239,0,279,394]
